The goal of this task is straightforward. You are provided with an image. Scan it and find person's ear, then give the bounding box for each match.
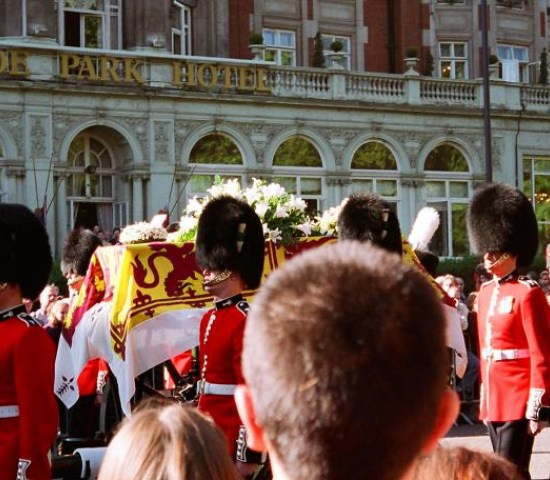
[420,388,460,454]
[234,384,267,452]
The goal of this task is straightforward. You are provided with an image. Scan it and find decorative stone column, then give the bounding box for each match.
[132,175,144,222]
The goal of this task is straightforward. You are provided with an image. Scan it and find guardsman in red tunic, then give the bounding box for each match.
[0,204,58,480]
[468,183,550,479]
[195,195,265,479]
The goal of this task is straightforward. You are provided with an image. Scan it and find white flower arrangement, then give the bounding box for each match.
[119,222,168,245]
[311,198,348,237]
[169,177,315,244]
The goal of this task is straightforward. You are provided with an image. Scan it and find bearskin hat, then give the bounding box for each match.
[467,183,538,267]
[0,204,52,300]
[196,195,265,289]
[61,228,102,277]
[337,193,403,255]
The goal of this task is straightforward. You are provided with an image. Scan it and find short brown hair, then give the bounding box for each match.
[98,400,240,480]
[243,242,448,480]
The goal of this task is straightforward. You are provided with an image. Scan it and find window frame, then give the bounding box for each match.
[321,34,351,70]
[423,144,473,257]
[262,28,297,66]
[59,0,122,50]
[66,134,116,201]
[438,41,468,79]
[171,1,192,56]
[522,155,550,250]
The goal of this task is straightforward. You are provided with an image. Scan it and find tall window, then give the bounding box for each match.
[188,134,244,197]
[349,141,399,205]
[67,134,115,199]
[272,136,323,213]
[171,1,192,55]
[263,29,296,66]
[67,133,117,230]
[61,0,121,49]
[439,42,467,79]
[322,35,351,70]
[498,45,529,83]
[424,144,472,257]
[523,156,550,250]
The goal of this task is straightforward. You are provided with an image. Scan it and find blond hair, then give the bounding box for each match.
[98,400,240,480]
[415,446,522,480]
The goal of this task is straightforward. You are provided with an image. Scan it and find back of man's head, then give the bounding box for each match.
[241,242,450,480]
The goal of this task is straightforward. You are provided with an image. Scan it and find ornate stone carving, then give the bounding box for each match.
[0,112,23,153]
[126,118,148,152]
[154,121,171,162]
[30,116,47,158]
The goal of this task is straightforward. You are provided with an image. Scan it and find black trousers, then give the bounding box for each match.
[487,419,534,480]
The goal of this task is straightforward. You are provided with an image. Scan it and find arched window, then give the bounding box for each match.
[523,156,550,252]
[273,137,323,167]
[271,136,324,214]
[67,134,115,198]
[188,133,244,197]
[349,141,400,204]
[424,144,472,257]
[67,133,117,230]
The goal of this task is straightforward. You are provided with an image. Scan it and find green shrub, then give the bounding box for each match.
[330,40,343,53]
[249,32,264,45]
[49,259,68,297]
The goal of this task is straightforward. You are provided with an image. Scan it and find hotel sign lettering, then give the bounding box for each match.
[0,48,271,93]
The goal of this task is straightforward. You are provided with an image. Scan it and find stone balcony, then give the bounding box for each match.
[1,38,549,114]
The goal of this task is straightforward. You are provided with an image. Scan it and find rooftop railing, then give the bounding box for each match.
[0,39,549,113]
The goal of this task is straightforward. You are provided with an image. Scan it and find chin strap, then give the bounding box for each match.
[204,270,232,287]
[486,252,511,272]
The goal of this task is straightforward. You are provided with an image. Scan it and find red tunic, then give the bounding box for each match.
[477,275,550,422]
[0,306,58,480]
[197,295,247,457]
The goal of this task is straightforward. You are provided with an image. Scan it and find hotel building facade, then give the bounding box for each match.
[1,0,550,257]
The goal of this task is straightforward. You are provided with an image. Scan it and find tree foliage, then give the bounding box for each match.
[273,137,323,167]
[189,134,242,165]
[425,145,469,172]
[312,31,325,68]
[351,142,397,170]
[539,48,549,86]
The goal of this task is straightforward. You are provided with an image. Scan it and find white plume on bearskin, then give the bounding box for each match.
[408,207,440,251]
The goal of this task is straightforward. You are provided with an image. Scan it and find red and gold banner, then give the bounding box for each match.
[63,237,336,361]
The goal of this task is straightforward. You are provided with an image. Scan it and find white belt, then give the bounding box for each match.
[197,380,236,396]
[0,405,19,418]
[482,348,530,361]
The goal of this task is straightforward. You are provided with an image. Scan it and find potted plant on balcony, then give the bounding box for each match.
[404,46,420,76]
[489,54,499,78]
[249,32,265,61]
[327,40,346,69]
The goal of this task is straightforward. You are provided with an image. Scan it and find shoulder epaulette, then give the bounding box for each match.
[518,276,539,288]
[236,300,250,316]
[16,313,41,327]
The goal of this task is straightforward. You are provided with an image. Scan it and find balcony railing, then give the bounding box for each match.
[0,40,549,113]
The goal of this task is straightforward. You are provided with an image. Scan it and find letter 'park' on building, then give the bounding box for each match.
[2,0,550,258]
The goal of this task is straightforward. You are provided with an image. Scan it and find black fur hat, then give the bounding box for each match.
[196,195,265,289]
[338,194,403,256]
[0,204,52,299]
[61,228,102,277]
[467,183,538,267]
